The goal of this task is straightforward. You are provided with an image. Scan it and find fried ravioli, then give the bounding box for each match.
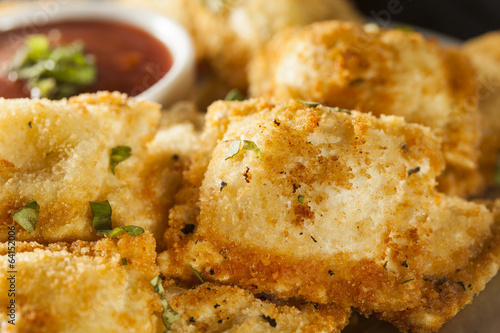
[249,21,482,197]
[159,99,499,332]
[0,232,161,332]
[463,32,500,188]
[166,282,351,332]
[0,92,186,243]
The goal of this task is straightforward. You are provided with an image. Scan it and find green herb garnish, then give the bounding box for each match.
[298,195,305,204]
[242,140,263,160]
[99,225,145,238]
[150,276,179,333]
[225,140,263,160]
[90,200,113,231]
[495,153,500,187]
[110,146,132,175]
[328,106,351,114]
[10,34,96,99]
[401,278,415,284]
[10,200,39,233]
[225,140,241,160]
[121,258,128,266]
[298,100,320,108]
[190,264,205,283]
[225,89,245,101]
[89,200,145,238]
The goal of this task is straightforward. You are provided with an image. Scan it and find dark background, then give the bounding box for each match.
[352,0,500,40]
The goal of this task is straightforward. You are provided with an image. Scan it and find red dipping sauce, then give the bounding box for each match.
[0,19,173,98]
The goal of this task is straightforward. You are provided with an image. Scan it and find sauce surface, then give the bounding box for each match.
[0,19,172,98]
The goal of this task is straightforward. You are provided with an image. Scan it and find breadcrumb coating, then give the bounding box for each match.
[464,32,500,188]
[159,99,498,333]
[0,92,189,243]
[249,21,482,197]
[0,233,161,333]
[166,282,351,333]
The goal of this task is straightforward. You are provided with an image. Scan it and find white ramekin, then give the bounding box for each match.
[0,1,195,106]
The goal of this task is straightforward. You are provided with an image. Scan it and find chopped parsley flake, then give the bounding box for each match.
[110,146,132,175]
[242,140,263,160]
[121,258,128,266]
[298,195,305,204]
[298,100,320,108]
[89,200,113,231]
[90,201,144,237]
[190,265,205,283]
[11,200,39,233]
[150,276,179,333]
[328,106,351,114]
[495,154,500,187]
[455,281,467,290]
[402,261,408,268]
[225,140,240,160]
[401,278,415,284]
[225,140,263,161]
[98,225,145,238]
[328,270,335,276]
[260,315,277,327]
[225,88,245,101]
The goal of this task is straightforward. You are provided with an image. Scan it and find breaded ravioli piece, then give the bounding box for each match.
[249,21,482,197]
[160,99,500,332]
[165,282,350,333]
[122,0,362,90]
[0,232,162,333]
[464,32,500,188]
[0,92,184,243]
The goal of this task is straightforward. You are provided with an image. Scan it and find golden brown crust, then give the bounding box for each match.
[249,21,482,197]
[464,32,500,188]
[160,99,497,333]
[0,92,193,244]
[0,233,162,332]
[167,282,351,332]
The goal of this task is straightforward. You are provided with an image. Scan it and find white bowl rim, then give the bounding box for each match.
[0,2,195,104]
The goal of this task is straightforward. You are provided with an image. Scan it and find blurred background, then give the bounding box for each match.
[353,0,500,40]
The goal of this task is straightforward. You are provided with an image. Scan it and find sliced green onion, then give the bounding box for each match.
[11,200,39,233]
[298,195,305,204]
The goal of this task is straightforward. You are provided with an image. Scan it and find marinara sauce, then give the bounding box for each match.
[0,20,173,98]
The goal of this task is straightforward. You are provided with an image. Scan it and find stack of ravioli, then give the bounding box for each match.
[3,1,500,333]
